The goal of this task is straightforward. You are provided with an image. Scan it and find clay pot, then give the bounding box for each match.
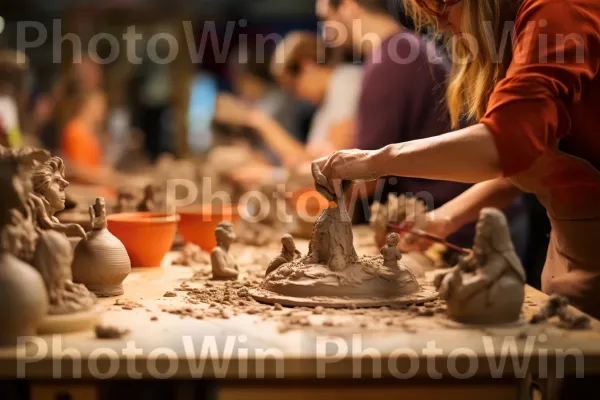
[178,204,240,251]
[72,227,132,297]
[107,212,180,267]
[0,253,48,346]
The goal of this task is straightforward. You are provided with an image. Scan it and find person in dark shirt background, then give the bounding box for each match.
[317,0,529,258]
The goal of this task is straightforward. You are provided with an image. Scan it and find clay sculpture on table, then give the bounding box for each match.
[381,233,420,293]
[0,155,48,346]
[251,191,436,308]
[433,208,526,325]
[211,221,239,280]
[265,234,302,277]
[0,147,100,335]
[72,197,131,296]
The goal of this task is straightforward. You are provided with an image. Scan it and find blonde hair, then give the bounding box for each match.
[403,0,517,127]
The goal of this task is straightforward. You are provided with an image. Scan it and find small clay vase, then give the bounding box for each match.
[0,253,49,346]
[72,198,131,297]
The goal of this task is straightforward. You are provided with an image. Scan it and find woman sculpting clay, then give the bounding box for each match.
[434,208,526,324]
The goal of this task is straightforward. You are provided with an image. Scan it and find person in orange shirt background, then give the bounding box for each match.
[60,89,128,189]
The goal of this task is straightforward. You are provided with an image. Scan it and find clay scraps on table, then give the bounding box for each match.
[172,243,210,266]
[95,324,131,339]
[114,299,143,310]
[530,294,591,330]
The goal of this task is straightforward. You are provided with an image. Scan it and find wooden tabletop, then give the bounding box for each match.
[2,227,600,380]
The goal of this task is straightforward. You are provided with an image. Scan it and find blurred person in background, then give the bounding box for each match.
[0,49,30,148]
[316,0,528,257]
[216,31,362,186]
[226,42,304,165]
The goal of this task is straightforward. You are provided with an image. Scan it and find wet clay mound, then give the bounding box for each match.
[251,205,437,308]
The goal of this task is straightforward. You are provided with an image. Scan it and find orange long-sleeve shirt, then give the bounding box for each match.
[60,120,103,167]
[481,0,600,177]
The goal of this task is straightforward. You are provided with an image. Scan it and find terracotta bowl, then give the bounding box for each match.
[106,212,180,267]
[178,204,240,251]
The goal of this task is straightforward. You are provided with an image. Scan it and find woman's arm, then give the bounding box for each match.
[248,109,308,166]
[377,123,502,183]
[312,123,502,201]
[428,178,521,238]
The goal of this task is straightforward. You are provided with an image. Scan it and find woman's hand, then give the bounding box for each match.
[398,210,456,253]
[311,149,381,201]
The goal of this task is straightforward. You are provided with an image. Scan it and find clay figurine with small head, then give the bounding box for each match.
[211,221,239,280]
[434,208,526,325]
[266,234,302,276]
[381,233,402,269]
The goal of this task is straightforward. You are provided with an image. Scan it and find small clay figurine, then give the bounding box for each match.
[434,208,526,325]
[381,233,403,269]
[211,221,239,280]
[380,233,420,291]
[29,157,86,239]
[266,234,302,276]
[72,198,131,296]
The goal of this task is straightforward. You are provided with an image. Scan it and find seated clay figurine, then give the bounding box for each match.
[211,221,239,280]
[434,208,526,325]
[265,234,302,276]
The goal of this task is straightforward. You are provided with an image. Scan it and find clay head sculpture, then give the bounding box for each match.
[282,234,296,253]
[32,157,68,216]
[387,232,400,248]
[473,208,526,281]
[215,221,236,249]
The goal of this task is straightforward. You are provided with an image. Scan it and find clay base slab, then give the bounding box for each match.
[249,285,438,308]
[37,305,104,334]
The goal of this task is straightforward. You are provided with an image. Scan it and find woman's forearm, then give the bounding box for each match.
[434,178,521,234]
[250,111,308,166]
[375,123,503,183]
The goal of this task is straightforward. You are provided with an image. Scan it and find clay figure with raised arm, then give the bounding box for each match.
[211,221,239,280]
[265,234,302,276]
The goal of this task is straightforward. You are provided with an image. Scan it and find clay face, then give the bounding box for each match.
[216,222,236,248]
[387,233,399,248]
[32,157,68,215]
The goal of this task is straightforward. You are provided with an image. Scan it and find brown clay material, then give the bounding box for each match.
[211,221,239,280]
[172,243,210,266]
[254,199,427,308]
[530,294,591,330]
[434,208,526,325]
[0,205,48,346]
[265,234,302,276]
[72,197,132,297]
[33,229,97,316]
[95,324,130,339]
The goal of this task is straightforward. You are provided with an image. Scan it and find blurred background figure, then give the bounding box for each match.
[0,49,30,148]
